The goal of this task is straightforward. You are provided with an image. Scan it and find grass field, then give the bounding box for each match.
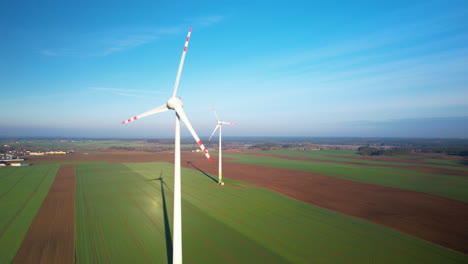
[75,162,466,264]
[223,152,468,202]
[0,165,58,263]
[252,150,468,171]
[10,140,150,150]
[4,139,194,151]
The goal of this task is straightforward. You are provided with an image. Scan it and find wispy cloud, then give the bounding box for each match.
[90,87,168,98]
[198,15,224,26]
[40,13,224,58]
[187,15,224,26]
[253,7,467,89]
[99,34,160,56]
[40,26,184,57]
[40,49,80,57]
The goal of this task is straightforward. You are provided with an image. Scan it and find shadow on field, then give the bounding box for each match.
[185,160,217,183]
[460,160,468,166]
[151,173,173,264]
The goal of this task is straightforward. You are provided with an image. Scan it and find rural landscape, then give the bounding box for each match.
[2,0,468,263]
[0,138,467,263]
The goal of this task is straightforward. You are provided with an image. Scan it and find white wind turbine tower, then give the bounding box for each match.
[208,105,236,185]
[121,27,212,264]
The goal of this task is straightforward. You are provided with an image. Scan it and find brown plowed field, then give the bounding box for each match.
[27,152,468,254]
[331,154,468,166]
[240,152,468,177]
[12,164,75,264]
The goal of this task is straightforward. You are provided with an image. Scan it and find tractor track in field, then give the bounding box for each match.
[131,174,225,264]
[182,179,424,261]
[180,183,344,264]
[330,155,468,167]
[130,184,176,264]
[119,181,172,260]
[0,173,28,200]
[242,152,468,177]
[179,153,468,255]
[12,164,74,264]
[133,184,169,237]
[28,151,468,254]
[0,167,51,239]
[180,181,330,259]
[177,189,281,264]
[79,175,111,264]
[104,180,153,264]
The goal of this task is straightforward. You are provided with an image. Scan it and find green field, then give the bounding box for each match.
[1,153,467,263]
[5,140,150,150]
[75,162,465,264]
[223,152,468,202]
[252,150,468,171]
[3,139,194,152]
[0,165,58,263]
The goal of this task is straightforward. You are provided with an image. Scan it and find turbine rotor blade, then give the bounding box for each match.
[175,106,213,162]
[121,104,169,124]
[212,105,220,121]
[209,125,220,141]
[172,27,192,97]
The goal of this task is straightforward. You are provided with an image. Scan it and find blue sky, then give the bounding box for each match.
[1,0,467,138]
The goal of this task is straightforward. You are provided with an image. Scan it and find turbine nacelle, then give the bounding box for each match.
[167,97,183,110]
[218,121,236,125]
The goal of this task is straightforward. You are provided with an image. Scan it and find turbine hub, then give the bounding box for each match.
[167,97,183,110]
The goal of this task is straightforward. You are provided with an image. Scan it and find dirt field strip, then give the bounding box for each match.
[27,152,468,254]
[11,164,75,264]
[242,152,468,177]
[331,154,468,167]
[178,153,468,254]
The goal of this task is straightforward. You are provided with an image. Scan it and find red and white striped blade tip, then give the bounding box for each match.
[121,116,137,124]
[189,26,192,32]
[197,140,213,162]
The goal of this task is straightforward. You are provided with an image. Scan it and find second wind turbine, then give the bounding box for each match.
[208,106,236,185]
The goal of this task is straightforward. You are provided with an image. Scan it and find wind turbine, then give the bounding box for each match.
[208,105,236,185]
[121,27,212,264]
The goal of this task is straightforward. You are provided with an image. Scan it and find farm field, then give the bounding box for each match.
[2,139,200,152]
[22,150,468,253]
[1,149,467,263]
[2,140,149,150]
[252,149,468,168]
[222,151,468,202]
[75,161,465,263]
[0,165,58,263]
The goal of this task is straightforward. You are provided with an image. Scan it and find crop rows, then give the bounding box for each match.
[223,152,468,202]
[74,161,466,263]
[0,165,57,264]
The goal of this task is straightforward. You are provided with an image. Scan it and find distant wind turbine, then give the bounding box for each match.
[121,27,212,264]
[208,105,236,185]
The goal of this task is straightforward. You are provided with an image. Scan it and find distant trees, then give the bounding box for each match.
[357,147,381,156]
[357,147,411,156]
[109,146,136,151]
[248,143,279,150]
[419,148,468,156]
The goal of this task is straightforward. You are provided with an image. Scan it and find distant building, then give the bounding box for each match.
[45,151,67,155]
[10,163,31,167]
